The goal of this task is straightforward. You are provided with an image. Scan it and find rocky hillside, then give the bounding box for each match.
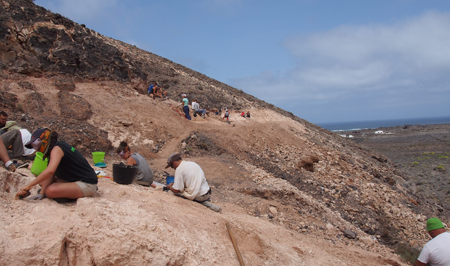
[0,0,447,265]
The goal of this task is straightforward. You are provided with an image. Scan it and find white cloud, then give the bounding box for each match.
[234,11,450,122]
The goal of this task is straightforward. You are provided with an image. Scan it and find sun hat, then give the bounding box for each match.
[25,128,47,148]
[427,217,445,231]
[181,94,186,97]
[165,153,182,169]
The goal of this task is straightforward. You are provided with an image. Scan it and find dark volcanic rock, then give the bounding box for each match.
[0,91,18,109]
[57,91,92,120]
[24,91,46,114]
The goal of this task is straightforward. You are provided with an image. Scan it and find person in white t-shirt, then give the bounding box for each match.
[414,217,450,266]
[0,128,36,159]
[191,99,206,118]
[165,153,221,212]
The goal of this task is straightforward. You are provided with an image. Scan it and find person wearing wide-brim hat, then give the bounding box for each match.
[15,128,98,201]
[414,217,450,266]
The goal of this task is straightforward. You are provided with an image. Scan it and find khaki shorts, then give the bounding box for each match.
[75,181,97,197]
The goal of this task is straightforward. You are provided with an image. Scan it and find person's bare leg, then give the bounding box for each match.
[45,182,83,199]
[0,138,11,165]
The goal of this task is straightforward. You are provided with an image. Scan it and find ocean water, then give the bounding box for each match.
[317,116,450,132]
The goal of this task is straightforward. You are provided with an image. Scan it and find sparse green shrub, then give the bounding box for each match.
[437,165,445,170]
[186,147,193,152]
[16,103,23,111]
[412,162,419,166]
[422,152,435,155]
[437,154,449,159]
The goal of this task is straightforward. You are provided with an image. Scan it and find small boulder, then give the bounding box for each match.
[343,230,357,239]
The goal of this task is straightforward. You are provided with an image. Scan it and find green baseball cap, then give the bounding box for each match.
[426,217,445,231]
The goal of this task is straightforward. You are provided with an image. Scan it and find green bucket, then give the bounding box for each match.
[92,151,105,164]
[30,152,48,176]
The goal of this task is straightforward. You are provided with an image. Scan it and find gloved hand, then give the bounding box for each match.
[16,185,33,198]
[163,186,170,192]
[28,194,45,200]
[7,163,16,172]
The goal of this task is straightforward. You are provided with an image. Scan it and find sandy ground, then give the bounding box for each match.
[0,78,415,265]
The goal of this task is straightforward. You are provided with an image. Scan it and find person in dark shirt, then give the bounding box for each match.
[16,128,98,200]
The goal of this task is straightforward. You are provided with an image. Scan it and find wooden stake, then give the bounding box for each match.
[226,222,245,266]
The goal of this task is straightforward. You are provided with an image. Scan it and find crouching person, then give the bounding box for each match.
[165,153,221,212]
[15,128,98,201]
[116,141,155,187]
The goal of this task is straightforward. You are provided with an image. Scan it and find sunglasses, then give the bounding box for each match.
[118,151,125,158]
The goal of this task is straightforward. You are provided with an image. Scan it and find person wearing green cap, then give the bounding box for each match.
[414,217,450,266]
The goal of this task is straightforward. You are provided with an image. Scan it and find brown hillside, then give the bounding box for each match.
[0,0,447,265]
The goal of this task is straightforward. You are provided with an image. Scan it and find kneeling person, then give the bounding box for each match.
[165,153,221,212]
[117,141,155,187]
[16,128,97,201]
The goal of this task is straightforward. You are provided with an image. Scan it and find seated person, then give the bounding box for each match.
[1,126,36,160]
[246,111,251,118]
[147,83,155,96]
[165,153,221,212]
[192,99,206,117]
[16,128,98,201]
[159,85,168,98]
[151,85,168,100]
[1,114,22,135]
[241,111,245,117]
[0,138,16,172]
[0,111,8,132]
[116,141,156,187]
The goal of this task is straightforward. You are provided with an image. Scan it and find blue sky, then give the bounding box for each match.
[34,0,450,124]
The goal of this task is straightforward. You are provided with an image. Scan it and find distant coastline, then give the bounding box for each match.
[317,116,450,132]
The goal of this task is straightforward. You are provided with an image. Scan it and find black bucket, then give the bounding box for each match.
[113,164,138,185]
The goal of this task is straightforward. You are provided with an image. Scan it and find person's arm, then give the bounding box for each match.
[413,260,426,266]
[17,146,64,195]
[126,156,137,166]
[167,183,180,193]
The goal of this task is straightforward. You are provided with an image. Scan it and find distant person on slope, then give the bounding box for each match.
[151,84,167,100]
[223,108,229,121]
[116,141,155,187]
[413,217,450,266]
[165,153,221,212]
[147,83,155,97]
[15,128,98,201]
[246,111,250,118]
[192,99,206,118]
[181,94,191,120]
